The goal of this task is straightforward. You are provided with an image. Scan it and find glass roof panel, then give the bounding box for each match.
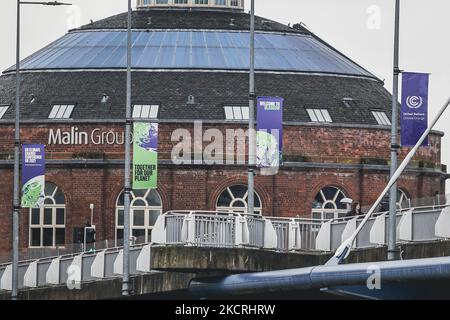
[6,30,374,77]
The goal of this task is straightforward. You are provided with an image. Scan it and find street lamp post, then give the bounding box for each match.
[248,0,255,215]
[122,0,132,297]
[13,0,71,301]
[388,0,401,261]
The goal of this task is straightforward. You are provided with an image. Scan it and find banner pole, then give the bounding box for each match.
[388,0,401,261]
[122,0,132,296]
[248,0,255,215]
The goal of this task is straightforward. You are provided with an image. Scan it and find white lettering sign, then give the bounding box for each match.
[48,127,125,146]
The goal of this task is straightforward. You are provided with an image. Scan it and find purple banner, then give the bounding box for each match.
[256,97,283,169]
[401,72,429,147]
[21,144,45,208]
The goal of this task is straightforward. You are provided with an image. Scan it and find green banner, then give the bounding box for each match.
[133,123,158,190]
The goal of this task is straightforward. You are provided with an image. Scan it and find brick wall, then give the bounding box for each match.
[0,122,446,253]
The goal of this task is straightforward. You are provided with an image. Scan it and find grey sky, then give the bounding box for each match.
[1,0,449,192]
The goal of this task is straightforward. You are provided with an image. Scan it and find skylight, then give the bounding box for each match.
[48,105,75,119]
[224,106,249,121]
[132,105,159,119]
[306,108,333,123]
[372,111,391,125]
[0,105,9,119]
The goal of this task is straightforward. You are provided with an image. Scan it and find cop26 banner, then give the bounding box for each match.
[21,144,45,208]
[256,97,283,169]
[401,72,429,147]
[133,123,158,189]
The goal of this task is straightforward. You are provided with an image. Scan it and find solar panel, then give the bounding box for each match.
[10,30,373,77]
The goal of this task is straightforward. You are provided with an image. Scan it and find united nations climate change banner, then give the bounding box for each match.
[256,97,284,168]
[133,123,158,189]
[401,72,429,147]
[21,144,45,208]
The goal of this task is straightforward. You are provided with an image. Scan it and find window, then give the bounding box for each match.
[216,185,262,215]
[224,106,249,121]
[372,111,391,125]
[116,189,163,246]
[397,189,411,210]
[0,105,9,119]
[29,183,66,248]
[195,0,209,4]
[306,109,333,123]
[312,186,347,220]
[215,0,226,5]
[132,105,159,119]
[48,104,75,119]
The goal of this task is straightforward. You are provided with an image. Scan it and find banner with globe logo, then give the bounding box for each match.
[401,72,429,147]
[21,144,45,208]
[133,122,158,189]
[256,97,283,171]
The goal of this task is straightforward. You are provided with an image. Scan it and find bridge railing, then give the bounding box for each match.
[153,211,323,252]
[315,198,450,252]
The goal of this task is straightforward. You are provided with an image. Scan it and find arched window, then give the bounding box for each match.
[312,186,348,220]
[216,185,262,215]
[397,189,411,210]
[116,189,162,246]
[29,182,66,248]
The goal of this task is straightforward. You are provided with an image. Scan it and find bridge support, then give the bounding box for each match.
[436,207,450,238]
[24,261,38,288]
[370,213,387,245]
[91,250,106,279]
[397,210,413,242]
[46,258,61,285]
[0,265,12,291]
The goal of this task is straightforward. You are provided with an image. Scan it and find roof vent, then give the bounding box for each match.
[147,17,152,26]
[187,95,195,105]
[101,94,109,104]
[30,94,36,104]
[229,19,235,27]
[343,98,356,108]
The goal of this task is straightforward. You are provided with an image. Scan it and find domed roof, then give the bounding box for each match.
[0,8,391,125]
[4,9,375,79]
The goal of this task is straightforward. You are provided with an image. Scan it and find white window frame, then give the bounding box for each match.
[48,104,75,119]
[29,184,66,248]
[397,189,411,210]
[216,185,262,215]
[132,104,159,119]
[115,189,163,246]
[0,105,9,119]
[224,106,249,121]
[312,186,348,220]
[372,111,392,125]
[306,108,333,123]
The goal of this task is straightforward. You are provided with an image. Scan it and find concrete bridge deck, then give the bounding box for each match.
[2,240,450,300]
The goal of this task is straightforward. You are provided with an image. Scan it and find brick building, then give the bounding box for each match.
[0,1,448,254]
